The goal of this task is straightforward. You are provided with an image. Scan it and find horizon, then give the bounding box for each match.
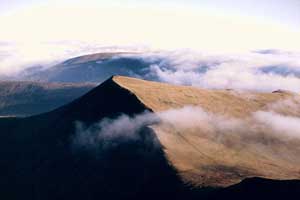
[0,1,299,66]
[1,2,300,199]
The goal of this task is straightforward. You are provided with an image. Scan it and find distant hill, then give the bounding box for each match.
[0,81,96,116]
[23,52,158,83]
[0,76,299,200]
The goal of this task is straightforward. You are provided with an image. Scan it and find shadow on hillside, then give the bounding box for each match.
[0,77,299,200]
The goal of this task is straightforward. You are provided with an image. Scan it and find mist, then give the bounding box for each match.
[121,50,300,92]
[1,43,300,93]
[0,42,147,77]
[72,111,159,151]
[73,98,300,152]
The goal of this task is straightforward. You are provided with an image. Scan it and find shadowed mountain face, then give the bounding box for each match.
[0,77,186,200]
[0,76,300,200]
[0,81,96,116]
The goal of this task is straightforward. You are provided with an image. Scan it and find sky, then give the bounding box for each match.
[0,0,299,75]
[0,0,299,50]
[1,0,299,28]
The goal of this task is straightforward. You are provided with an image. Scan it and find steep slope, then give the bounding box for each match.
[0,76,299,200]
[0,76,183,200]
[0,81,96,116]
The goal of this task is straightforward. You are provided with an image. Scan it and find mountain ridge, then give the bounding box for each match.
[22,52,150,83]
[0,75,300,199]
[111,76,300,187]
[0,81,96,116]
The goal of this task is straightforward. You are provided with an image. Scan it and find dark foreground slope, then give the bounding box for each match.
[0,76,299,200]
[0,77,185,200]
[0,81,96,116]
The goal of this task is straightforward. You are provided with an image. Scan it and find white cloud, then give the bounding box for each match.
[254,111,300,139]
[123,50,300,92]
[73,111,159,150]
[0,42,148,76]
[1,42,300,94]
[0,2,299,81]
[73,104,300,152]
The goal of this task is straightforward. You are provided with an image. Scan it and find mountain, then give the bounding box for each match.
[23,52,157,83]
[0,76,299,200]
[116,76,300,186]
[0,81,96,116]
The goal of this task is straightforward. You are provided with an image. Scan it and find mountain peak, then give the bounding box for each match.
[1,76,300,199]
[100,76,300,187]
[109,75,295,115]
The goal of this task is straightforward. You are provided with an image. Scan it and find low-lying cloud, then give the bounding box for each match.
[254,111,300,139]
[72,111,159,151]
[2,43,300,93]
[73,101,300,152]
[0,41,147,77]
[120,50,300,92]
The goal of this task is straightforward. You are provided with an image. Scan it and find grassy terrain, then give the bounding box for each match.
[0,81,96,116]
[114,76,300,187]
[0,75,299,199]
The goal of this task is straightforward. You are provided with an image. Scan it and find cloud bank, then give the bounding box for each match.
[73,101,300,152]
[0,41,148,76]
[1,45,300,93]
[118,50,300,92]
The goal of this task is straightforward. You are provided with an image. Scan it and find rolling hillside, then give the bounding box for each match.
[0,76,299,199]
[0,81,96,116]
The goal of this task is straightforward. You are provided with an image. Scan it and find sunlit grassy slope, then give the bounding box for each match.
[114,76,300,187]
